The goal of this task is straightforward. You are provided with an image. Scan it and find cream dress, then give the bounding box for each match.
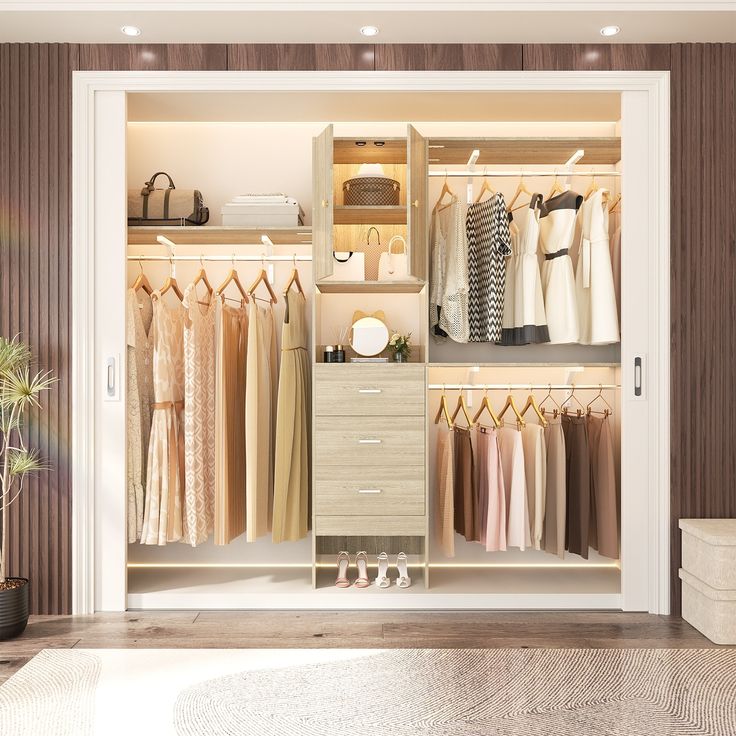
[141,293,186,545]
[272,290,310,543]
[182,284,217,547]
[126,288,153,543]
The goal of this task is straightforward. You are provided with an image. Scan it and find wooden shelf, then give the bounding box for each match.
[333,206,407,225]
[427,137,621,166]
[128,225,312,246]
[316,279,425,294]
[334,137,407,165]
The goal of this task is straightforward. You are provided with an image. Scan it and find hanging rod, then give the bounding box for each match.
[427,383,619,390]
[127,254,312,262]
[428,170,621,178]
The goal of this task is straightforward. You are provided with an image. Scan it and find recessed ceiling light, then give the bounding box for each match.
[121,25,142,37]
[360,25,379,37]
[600,25,620,37]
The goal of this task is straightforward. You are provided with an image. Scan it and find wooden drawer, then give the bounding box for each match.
[314,415,424,467]
[314,515,427,536]
[315,466,425,516]
[314,364,425,416]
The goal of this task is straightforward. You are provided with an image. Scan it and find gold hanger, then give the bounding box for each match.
[132,257,153,295]
[608,192,622,213]
[498,388,525,428]
[216,255,249,305]
[547,170,566,200]
[433,386,454,429]
[586,384,614,417]
[507,173,533,211]
[159,255,184,302]
[283,254,304,296]
[248,255,278,304]
[433,170,456,214]
[450,389,474,428]
[584,169,598,200]
[474,169,496,204]
[562,384,585,417]
[520,386,549,428]
[472,387,500,428]
[539,384,562,420]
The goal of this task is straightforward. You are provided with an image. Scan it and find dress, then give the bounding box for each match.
[609,210,621,322]
[497,426,530,550]
[430,197,469,343]
[214,301,248,545]
[521,422,547,551]
[182,284,216,547]
[477,427,506,553]
[126,288,153,543]
[542,418,566,558]
[140,293,186,546]
[587,413,619,559]
[435,425,455,558]
[500,193,550,345]
[576,189,620,345]
[500,213,520,341]
[245,301,277,542]
[467,193,512,343]
[539,191,583,344]
[272,290,311,544]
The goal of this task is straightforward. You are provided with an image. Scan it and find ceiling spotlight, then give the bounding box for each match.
[121,25,142,37]
[600,25,620,37]
[360,25,379,37]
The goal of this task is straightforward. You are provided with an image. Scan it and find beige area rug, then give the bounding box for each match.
[0,648,735,735]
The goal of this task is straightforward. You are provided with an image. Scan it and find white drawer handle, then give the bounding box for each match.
[357,489,382,494]
[358,438,382,444]
[358,388,382,394]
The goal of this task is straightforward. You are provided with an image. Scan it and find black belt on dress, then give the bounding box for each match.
[544,248,569,261]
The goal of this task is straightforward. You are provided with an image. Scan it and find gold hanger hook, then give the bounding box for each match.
[199,254,205,268]
[293,253,297,267]
[138,256,144,273]
[231,254,236,268]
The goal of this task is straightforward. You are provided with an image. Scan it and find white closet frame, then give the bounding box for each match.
[71,70,670,615]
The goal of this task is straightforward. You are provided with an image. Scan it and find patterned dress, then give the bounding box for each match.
[467,193,512,342]
[182,284,216,547]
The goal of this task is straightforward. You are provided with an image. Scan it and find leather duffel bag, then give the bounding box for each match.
[128,172,209,226]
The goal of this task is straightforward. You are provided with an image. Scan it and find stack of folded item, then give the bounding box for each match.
[221,194,305,227]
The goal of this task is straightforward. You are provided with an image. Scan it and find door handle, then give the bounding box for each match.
[357,489,382,494]
[358,439,382,444]
[358,388,382,394]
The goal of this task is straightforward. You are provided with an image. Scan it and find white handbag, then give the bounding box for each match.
[330,251,365,281]
[377,235,410,282]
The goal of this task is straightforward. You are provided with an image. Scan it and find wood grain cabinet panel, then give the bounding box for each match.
[375,44,522,71]
[522,44,670,71]
[228,44,374,70]
[79,44,227,71]
[314,515,427,536]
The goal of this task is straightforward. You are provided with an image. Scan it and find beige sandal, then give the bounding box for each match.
[335,551,351,588]
[354,551,370,588]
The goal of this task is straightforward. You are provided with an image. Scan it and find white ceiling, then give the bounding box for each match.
[1,2,735,43]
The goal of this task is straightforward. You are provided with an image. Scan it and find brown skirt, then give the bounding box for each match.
[562,413,590,559]
[453,426,477,542]
[587,414,619,559]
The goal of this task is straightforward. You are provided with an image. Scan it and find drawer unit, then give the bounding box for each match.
[314,465,425,516]
[314,364,425,417]
[314,415,424,467]
[314,515,427,536]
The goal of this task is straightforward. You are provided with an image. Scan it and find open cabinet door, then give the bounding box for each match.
[312,124,333,281]
[407,124,428,281]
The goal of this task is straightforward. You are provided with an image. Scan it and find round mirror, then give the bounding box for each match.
[350,316,390,357]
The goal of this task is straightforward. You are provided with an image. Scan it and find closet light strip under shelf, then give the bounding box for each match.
[127,562,619,570]
[428,170,621,178]
[427,384,619,391]
[127,255,312,262]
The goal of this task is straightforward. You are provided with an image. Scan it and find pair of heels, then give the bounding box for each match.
[334,551,411,589]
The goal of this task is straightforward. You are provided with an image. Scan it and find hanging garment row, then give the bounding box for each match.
[126,259,310,547]
[434,386,618,560]
[430,174,621,347]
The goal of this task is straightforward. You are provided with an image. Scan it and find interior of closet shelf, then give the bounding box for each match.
[123,87,625,607]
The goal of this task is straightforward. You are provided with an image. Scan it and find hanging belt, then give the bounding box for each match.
[544,248,569,261]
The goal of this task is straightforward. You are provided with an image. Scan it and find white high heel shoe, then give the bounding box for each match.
[375,552,390,588]
[396,552,411,589]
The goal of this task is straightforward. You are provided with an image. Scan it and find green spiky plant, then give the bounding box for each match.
[0,335,56,587]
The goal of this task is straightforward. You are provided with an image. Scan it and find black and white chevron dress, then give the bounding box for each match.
[466,193,512,342]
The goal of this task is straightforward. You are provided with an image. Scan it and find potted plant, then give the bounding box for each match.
[0,335,55,640]
[388,332,412,363]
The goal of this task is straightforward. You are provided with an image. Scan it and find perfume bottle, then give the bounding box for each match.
[323,345,334,363]
[334,344,345,363]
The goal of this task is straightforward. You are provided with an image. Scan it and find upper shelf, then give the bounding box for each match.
[427,137,621,166]
[333,206,407,226]
[334,138,407,165]
[128,226,312,246]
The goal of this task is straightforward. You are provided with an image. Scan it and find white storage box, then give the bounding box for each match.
[679,568,736,645]
[679,518,736,589]
[221,197,304,228]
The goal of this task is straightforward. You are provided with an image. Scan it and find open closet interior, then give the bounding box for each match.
[124,88,627,609]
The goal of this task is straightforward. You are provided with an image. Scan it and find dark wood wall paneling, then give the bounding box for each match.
[1,41,733,615]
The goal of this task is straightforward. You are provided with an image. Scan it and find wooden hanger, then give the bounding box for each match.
[216,256,249,305]
[132,258,153,296]
[539,384,562,420]
[192,256,213,297]
[498,389,526,428]
[248,257,278,304]
[608,192,622,213]
[584,171,599,200]
[562,384,585,417]
[586,384,614,417]
[521,388,549,428]
[433,171,456,214]
[472,387,500,428]
[547,171,566,200]
[159,256,184,302]
[507,174,533,211]
[283,254,304,296]
[433,387,454,429]
[450,391,474,429]
[474,170,496,204]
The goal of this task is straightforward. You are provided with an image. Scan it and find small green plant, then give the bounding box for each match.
[388,332,412,360]
[0,336,55,586]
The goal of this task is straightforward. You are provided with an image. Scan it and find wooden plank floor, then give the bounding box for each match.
[0,611,721,684]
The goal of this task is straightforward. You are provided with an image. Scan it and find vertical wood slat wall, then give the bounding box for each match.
[0,42,732,614]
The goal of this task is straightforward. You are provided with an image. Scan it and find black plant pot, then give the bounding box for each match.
[0,578,29,640]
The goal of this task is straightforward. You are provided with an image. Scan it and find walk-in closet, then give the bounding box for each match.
[79,74,666,612]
